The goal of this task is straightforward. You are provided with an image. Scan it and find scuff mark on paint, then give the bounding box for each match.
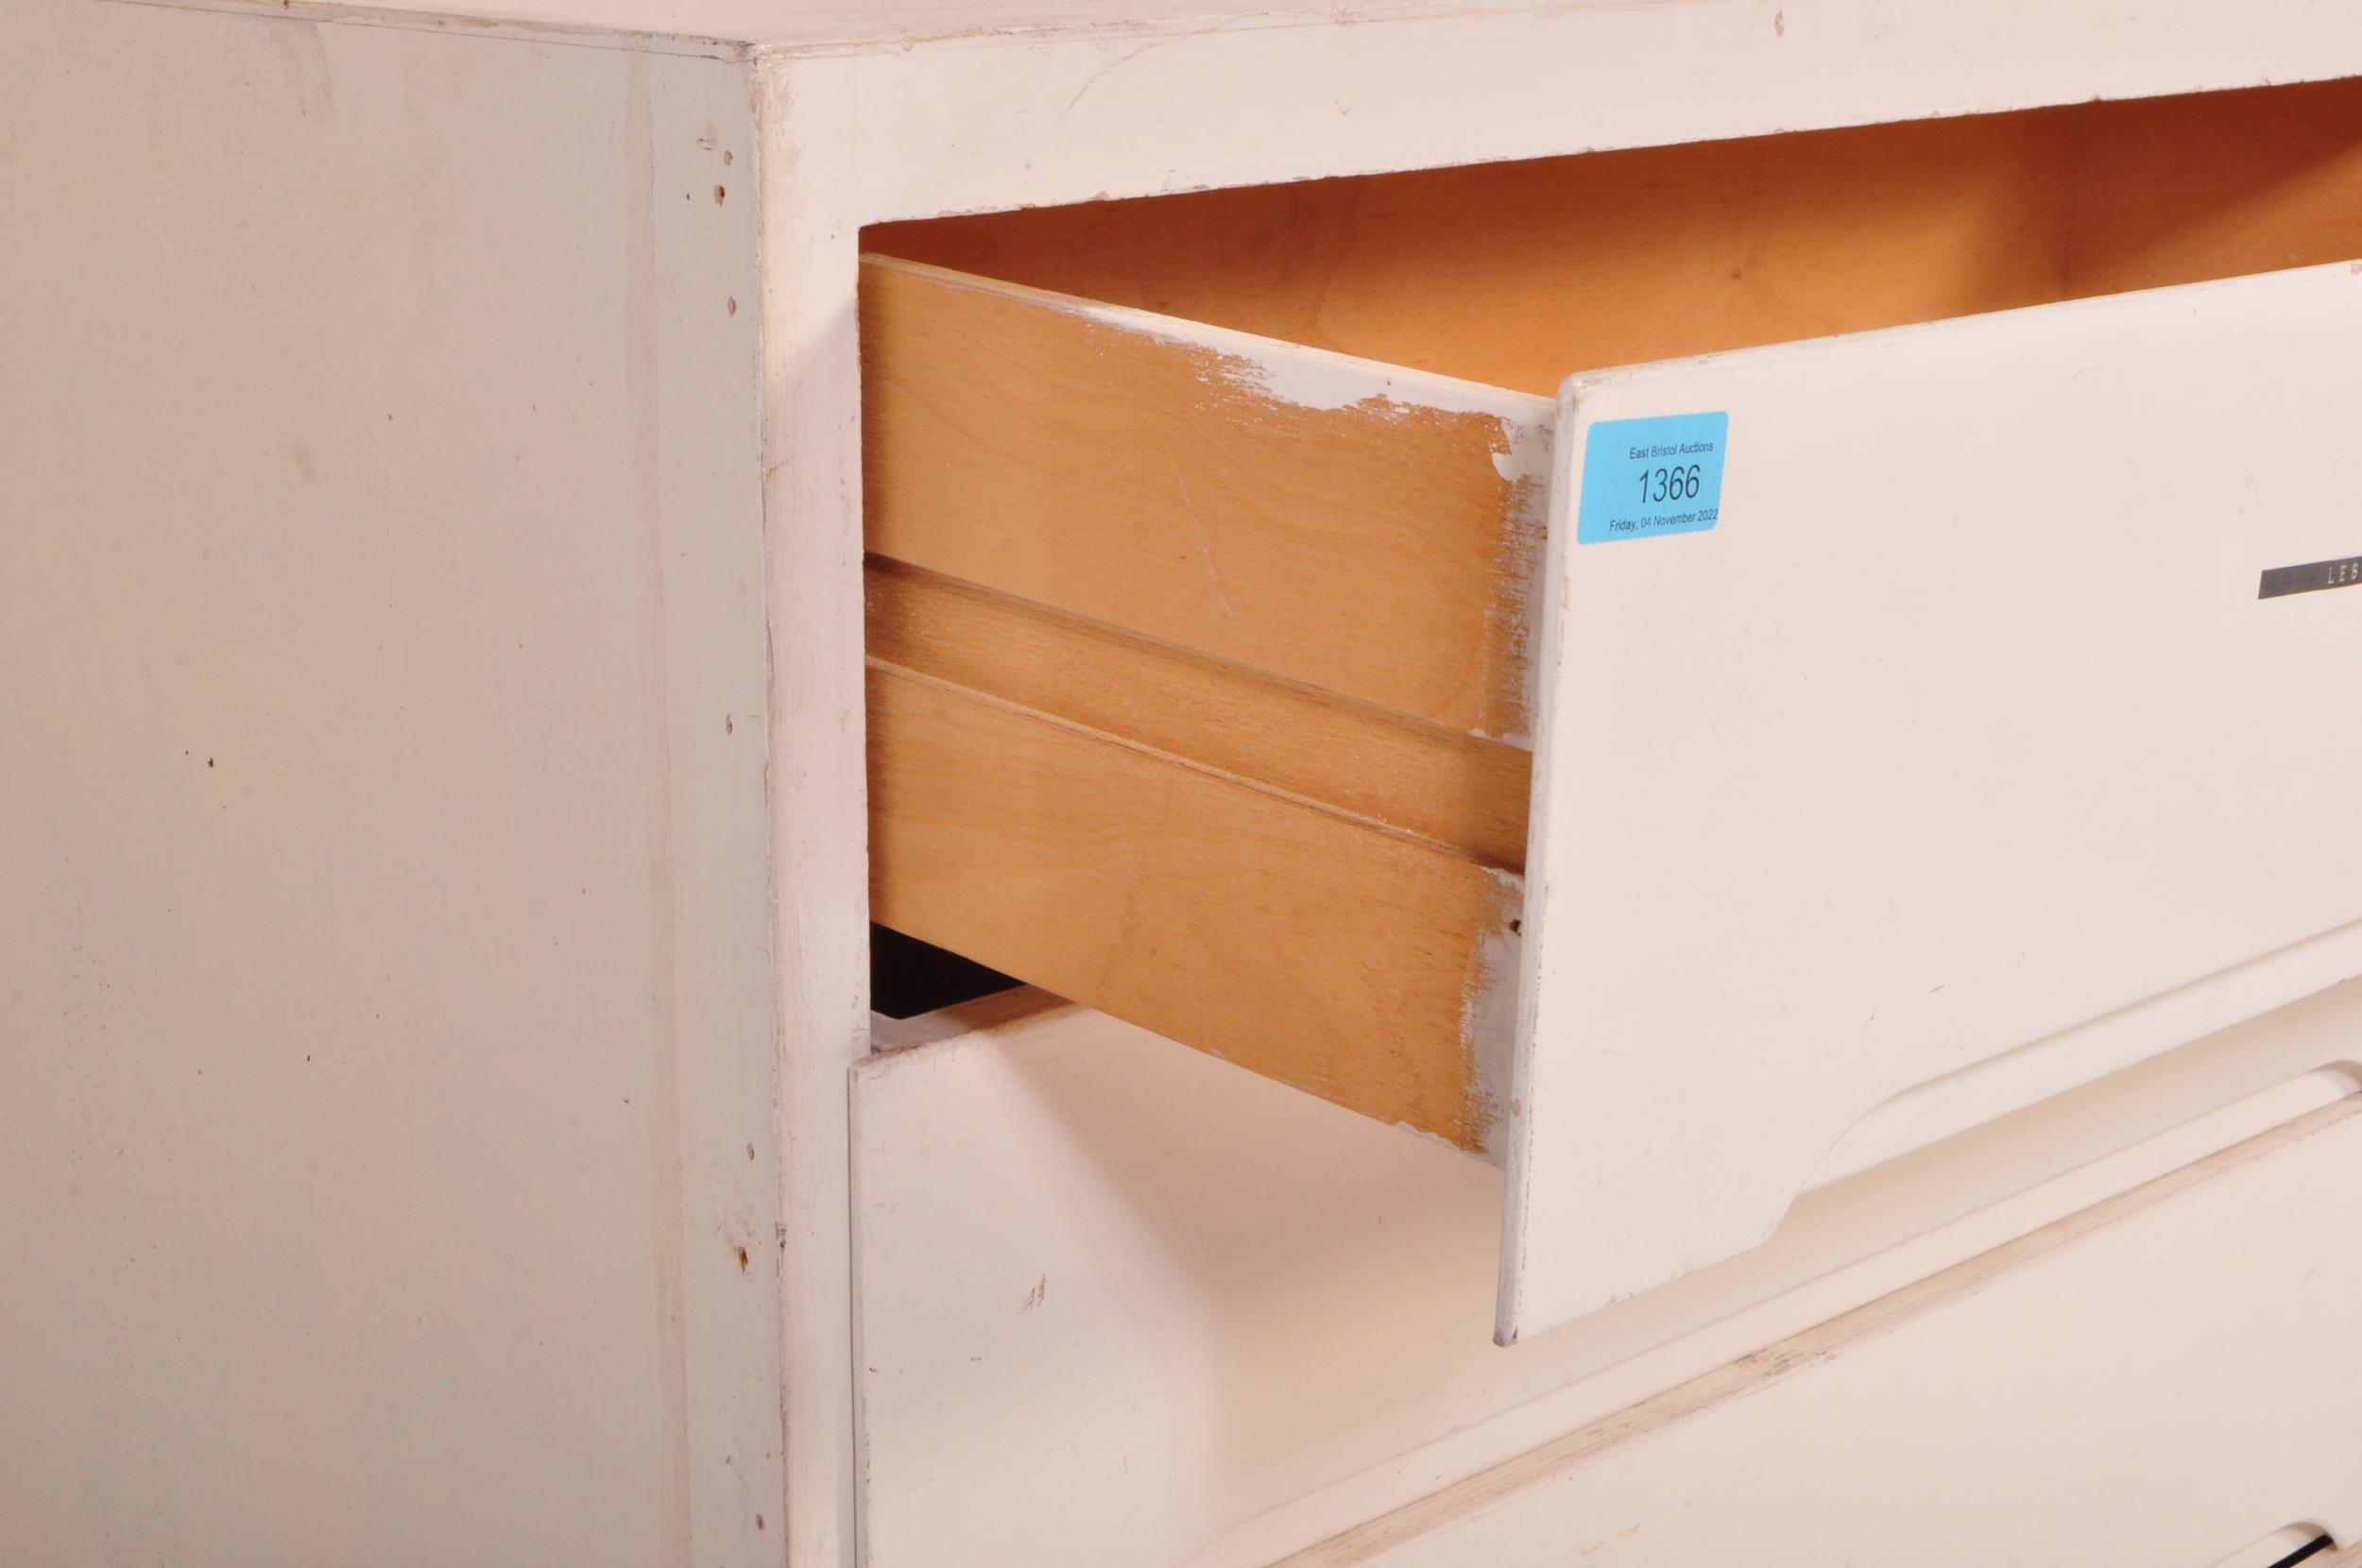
[1390,1120,1468,1152]
[272,18,337,120]
[1062,40,1172,113]
[1062,285,1553,427]
[1460,866,1526,1165]
[1170,462,1238,625]
[1487,416,1552,749]
[1127,326,1553,744]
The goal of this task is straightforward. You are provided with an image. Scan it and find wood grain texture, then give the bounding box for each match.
[866,558,1532,870]
[859,255,1550,741]
[2062,82,2362,294]
[865,661,1518,1152]
[870,77,2362,395]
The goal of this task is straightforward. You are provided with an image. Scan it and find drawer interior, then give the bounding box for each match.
[860,77,2362,1157]
[870,77,2362,390]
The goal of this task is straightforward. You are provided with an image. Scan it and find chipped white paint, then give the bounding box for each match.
[1484,450,1549,750]
[1158,320,1543,427]
[1050,277,1558,747]
[888,259,1549,429]
[1458,869,1524,1160]
[1070,314,1554,511]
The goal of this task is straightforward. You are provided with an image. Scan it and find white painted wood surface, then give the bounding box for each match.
[1301,1092,2362,1566]
[850,980,2362,1567]
[786,4,2362,224]
[1,2,779,1562]
[750,65,874,1568]
[1506,261,2362,1338]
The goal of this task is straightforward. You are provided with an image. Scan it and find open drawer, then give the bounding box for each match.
[861,79,2362,1338]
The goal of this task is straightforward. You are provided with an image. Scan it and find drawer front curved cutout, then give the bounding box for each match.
[1505,260,2362,1338]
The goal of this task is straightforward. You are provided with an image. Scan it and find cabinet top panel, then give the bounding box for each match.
[114,0,2362,65]
[126,0,1535,53]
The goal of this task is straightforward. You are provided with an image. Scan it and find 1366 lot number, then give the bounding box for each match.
[1637,464,1703,504]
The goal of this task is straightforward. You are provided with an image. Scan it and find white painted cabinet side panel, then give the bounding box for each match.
[1506,262,2362,1337]
[0,4,779,1563]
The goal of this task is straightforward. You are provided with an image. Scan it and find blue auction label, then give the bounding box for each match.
[1575,412,1729,544]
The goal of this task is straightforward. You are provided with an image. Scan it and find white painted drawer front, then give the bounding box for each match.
[1505,261,2362,1338]
[1304,1088,2362,1566]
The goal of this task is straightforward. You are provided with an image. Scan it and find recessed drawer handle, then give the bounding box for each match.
[2212,1526,2340,1568]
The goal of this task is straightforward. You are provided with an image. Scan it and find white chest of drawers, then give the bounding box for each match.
[6,0,2362,1563]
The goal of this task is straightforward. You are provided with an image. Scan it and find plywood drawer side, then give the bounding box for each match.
[859,256,1552,739]
[865,655,1522,1151]
[861,257,1545,1151]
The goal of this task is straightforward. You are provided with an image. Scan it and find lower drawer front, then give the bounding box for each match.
[852,983,2362,1568]
[1297,1093,2362,1566]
